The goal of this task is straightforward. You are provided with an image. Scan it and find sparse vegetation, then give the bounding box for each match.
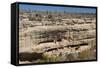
[19,9,96,64]
[78,49,96,60]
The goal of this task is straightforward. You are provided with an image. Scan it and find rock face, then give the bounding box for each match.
[19,11,96,64]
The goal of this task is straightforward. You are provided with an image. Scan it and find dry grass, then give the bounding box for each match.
[42,52,61,62]
[78,49,96,60]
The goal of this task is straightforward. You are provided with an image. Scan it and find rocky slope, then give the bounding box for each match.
[19,12,96,64]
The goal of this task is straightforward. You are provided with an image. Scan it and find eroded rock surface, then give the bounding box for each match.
[19,11,96,64]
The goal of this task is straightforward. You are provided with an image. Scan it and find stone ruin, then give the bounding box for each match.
[19,11,96,64]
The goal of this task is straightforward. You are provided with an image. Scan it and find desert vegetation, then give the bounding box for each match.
[19,9,96,64]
